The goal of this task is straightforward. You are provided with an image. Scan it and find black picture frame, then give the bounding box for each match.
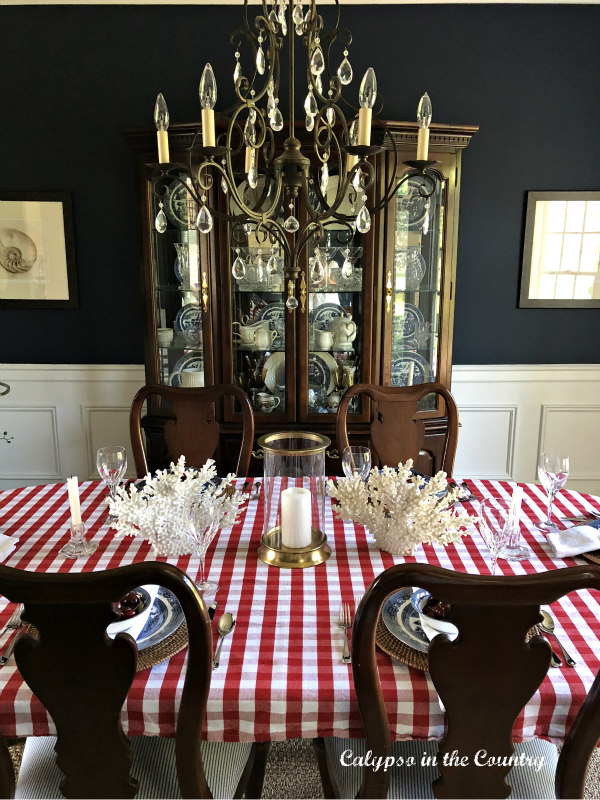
[0,191,78,309]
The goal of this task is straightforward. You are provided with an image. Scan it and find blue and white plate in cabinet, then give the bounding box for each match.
[390,352,430,387]
[309,302,347,327]
[381,588,429,654]
[137,587,185,651]
[175,303,202,333]
[308,352,338,395]
[397,176,437,231]
[164,179,192,229]
[256,301,286,330]
[396,303,424,340]
[170,353,203,387]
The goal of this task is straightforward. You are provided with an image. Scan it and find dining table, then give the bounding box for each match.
[0,475,599,748]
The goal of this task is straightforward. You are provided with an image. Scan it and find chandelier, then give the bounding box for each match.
[151,0,442,311]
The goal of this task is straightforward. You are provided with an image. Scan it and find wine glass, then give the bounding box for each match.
[477,499,511,575]
[187,502,219,598]
[342,446,371,482]
[96,446,127,518]
[537,452,569,532]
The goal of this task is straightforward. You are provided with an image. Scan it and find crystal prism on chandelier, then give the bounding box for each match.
[151,0,442,310]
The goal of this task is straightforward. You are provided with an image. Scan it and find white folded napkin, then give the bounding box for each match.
[420,615,459,643]
[0,534,17,562]
[547,520,600,559]
[107,584,159,641]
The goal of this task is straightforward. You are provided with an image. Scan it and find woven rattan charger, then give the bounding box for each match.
[375,590,537,673]
[26,621,188,672]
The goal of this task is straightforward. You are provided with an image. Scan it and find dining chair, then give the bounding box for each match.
[129,383,254,478]
[0,561,266,799]
[335,383,459,476]
[315,562,600,799]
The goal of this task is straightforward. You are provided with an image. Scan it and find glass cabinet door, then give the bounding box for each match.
[150,174,206,389]
[389,173,446,411]
[302,226,365,420]
[229,222,287,417]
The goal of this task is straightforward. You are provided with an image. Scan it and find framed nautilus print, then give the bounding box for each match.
[0,192,78,308]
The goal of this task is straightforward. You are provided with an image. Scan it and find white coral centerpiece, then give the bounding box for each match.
[109,456,246,557]
[327,459,471,556]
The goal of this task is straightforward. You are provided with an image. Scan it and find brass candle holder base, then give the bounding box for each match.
[257,526,331,569]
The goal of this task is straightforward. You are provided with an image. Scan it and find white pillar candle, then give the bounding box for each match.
[67,476,82,526]
[281,487,312,549]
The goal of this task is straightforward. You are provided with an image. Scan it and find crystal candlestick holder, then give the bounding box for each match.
[59,522,98,559]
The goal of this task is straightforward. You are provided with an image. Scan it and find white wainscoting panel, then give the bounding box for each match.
[1,363,599,496]
[0,407,60,482]
[539,404,600,495]
[452,364,600,495]
[452,405,516,480]
[0,365,145,489]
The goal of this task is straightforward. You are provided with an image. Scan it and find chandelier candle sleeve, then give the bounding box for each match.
[416,93,432,161]
[281,487,312,548]
[67,476,82,526]
[154,93,170,164]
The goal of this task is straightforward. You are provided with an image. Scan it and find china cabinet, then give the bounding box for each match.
[124,121,477,475]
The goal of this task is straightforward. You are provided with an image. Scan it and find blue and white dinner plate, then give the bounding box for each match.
[308,352,337,395]
[256,302,285,329]
[309,303,347,327]
[169,353,203,387]
[175,303,202,333]
[164,179,192,229]
[382,587,429,654]
[390,352,430,387]
[137,587,184,651]
[395,303,424,340]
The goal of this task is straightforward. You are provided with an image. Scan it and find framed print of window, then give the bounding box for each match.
[519,191,600,308]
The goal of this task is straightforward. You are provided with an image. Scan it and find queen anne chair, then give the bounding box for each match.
[335,383,459,476]
[129,384,254,478]
[316,562,600,799]
[0,561,266,799]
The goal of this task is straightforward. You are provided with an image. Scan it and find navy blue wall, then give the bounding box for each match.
[0,4,598,364]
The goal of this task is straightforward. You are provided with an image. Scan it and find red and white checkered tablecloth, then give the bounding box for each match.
[0,477,599,744]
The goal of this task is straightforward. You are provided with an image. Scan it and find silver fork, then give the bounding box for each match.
[338,604,352,664]
[1,605,23,635]
[0,624,29,666]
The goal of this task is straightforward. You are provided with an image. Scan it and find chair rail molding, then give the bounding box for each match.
[1,363,599,494]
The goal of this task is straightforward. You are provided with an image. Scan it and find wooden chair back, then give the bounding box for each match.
[0,561,213,798]
[130,383,254,478]
[353,562,600,799]
[335,382,459,475]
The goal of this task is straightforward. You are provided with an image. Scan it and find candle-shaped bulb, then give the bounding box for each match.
[155,93,170,163]
[199,63,217,110]
[154,93,169,131]
[417,92,432,129]
[358,68,377,110]
[416,92,432,161]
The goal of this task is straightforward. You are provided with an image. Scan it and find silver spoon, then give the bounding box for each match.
[539,610,576,667]
[213,612,236,669]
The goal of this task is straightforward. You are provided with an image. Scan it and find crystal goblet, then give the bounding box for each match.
[477,499,511,575]
[537,453,569,533]
[97,446,127,520]
[187,502,219,598]
[342,446,371,482]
